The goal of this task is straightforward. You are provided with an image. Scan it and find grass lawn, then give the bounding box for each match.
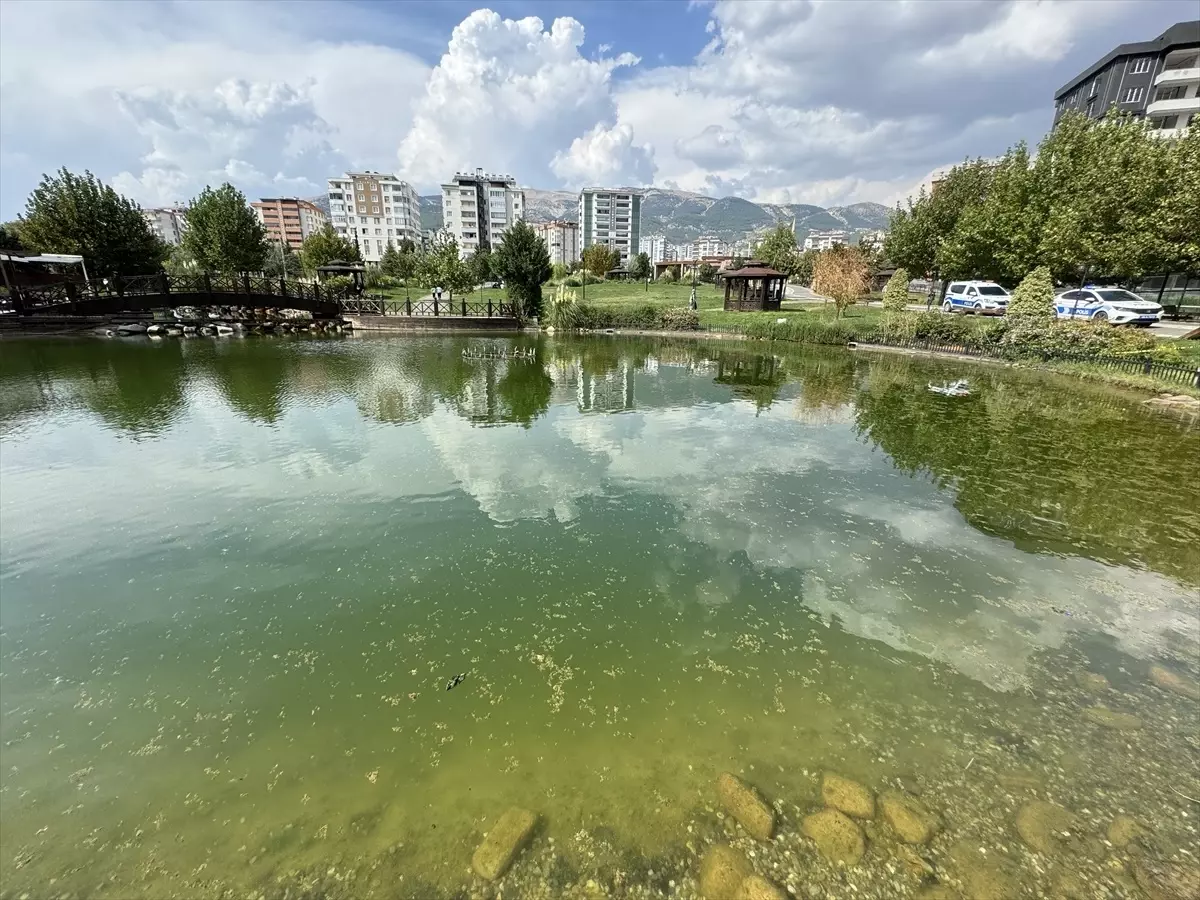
[566,280,726,309]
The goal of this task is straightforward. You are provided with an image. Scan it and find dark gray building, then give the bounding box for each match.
[1053,20,1199,136]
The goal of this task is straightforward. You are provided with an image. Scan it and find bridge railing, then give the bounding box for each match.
[338,295,516,317]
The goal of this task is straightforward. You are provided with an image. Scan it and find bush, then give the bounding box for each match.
[1007,266,1055,322]
[658,268,678,284]
[365,271,397,290]
[881,268,910,316]
[998,319,1161,358]
[660,307,700,330]
[548,302,700,332]
[322,274,355,296]
[564,272,604,287]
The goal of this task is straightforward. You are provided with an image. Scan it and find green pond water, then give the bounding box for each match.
[1,334,1198,900]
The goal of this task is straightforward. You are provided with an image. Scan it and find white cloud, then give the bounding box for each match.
[550,122,655,188]
[396,10,641,189]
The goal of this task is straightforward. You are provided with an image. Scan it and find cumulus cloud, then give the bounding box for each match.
[550,122,655,188]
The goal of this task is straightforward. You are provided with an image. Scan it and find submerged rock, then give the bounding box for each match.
[734,874,787,900]
[1075,671,1109,692]
[1107,814,1145,848]
[1015,799,1075,854]
[1132,858,1200,900]
[948,842,1019,900]
[699,844,752,899]
[801,808,865,866]
[471,807,538,881]
[716,772,775,841]
[880,790,941,845]
[1082,706,1142,731]
[915,886,960,900]
[821,772,875,819]
[1149,665,1200,700]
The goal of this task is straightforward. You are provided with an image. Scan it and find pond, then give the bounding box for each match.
[1,334,1198,900]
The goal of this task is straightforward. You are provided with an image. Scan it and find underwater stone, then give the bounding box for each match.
[1132,858,1200,900]
[1082,706,1142,730]
[1106,814,1145,848]
[1149,665,1200,700]
[699,844,752,899]
[821,772,875,819]
[1075,671,1109,692]
[801,808,865,866]
[472,807,538,881]
[717,772,776,841]
[1015,800,1075,854]
[734,874,787,900]
[880,790,941,845]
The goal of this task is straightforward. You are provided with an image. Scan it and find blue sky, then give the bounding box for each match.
[0,0,1194,219]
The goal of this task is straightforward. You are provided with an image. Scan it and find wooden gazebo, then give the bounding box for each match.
[316,260,366,292]
[721,260,786,311]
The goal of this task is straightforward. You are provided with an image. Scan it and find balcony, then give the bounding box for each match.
[1155,64,1200,87]
[1146,95,1200,117]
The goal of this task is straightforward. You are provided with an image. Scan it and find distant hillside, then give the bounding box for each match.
[417,189,891,244]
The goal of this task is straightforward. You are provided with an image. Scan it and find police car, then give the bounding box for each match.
[1053,287,1163,326]
[942,281,1010,315]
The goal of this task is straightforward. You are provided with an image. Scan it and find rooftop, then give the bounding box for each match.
[1054,20,1200,100]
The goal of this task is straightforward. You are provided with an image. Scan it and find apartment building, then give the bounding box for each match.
[579,189,642,267]
[327,172,421,263]
[142,206,188,245]
[533,220,579,266]
[251,198,327,250]
[689,235,728,259]
[441,168,525,257]
[803,230,849,251]
[639,234,676,264]
[1054,21,1199,137]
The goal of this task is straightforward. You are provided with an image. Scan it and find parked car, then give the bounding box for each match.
[1053,287,1164,326]
[942,281,1010,315]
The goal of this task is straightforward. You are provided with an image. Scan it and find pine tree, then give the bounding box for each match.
[494,221,552,318]
[1006,266,1056,322]
[881,268,910,316]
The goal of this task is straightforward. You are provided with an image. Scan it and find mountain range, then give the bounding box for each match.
[416,188,892,246]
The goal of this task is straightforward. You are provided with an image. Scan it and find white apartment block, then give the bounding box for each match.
[533,220,579,266]
[803,230,850,251]
[639,234,676,264]
[441,168,525,258]
[579,188,642,267]
[327,171,421,264]
[142,207,188,245]
[689,235,728,259]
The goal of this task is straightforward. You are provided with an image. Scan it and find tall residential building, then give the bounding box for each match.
[1054,21,1199,137]
[689,235,728,259]
[142,207,188,245]
[579,188,642,267]
[441,168,526,257]
[327,172,421,264]
[639,234,675,263]
[533,220,579,266]
[252,198,327,250]
[803,230,849,251]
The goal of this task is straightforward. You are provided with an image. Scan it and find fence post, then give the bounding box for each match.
[405,298,412,316]
[160,273,171,295]
[280,276,288,299]
[242,273,251,295]
[433,296,439,316]
[1143,360,1152,375]
[461,299,467,317]
[487,299,493,317]
[1194,368,1200,389]
[203,273,213,302]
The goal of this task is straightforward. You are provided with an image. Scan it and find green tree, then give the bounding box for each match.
[582,243,619,278]
[630,251,652,281]
[794,249,818,286]
[494,220,552,319]
[469,247,494,285]
[1156,125,1200,273]
[398,238,416,255]
[698,262,718,283]
[1006,266,1056,322]
[181,183,267,272]
[263,242,302,278]
[299,223,361,274]
[17,168,167,277]
[881,267,910,317]
[754,225,798,278]
[422,234,473,300]
[0,221,25,252]
[812,245,871,318]
[731,255,746,270]
[379,241,402,277]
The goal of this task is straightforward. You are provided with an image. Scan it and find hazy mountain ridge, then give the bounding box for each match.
[416,189,892,245]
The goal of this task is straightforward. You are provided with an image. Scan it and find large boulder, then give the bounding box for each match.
[821,772,875,819]
[1106,814,1145,848]
[699,844,753,899]
[802,808,866,866]
[717,772,776,841]
[471,807,538,881]
[1015,800,1075,855]
[1082,706,1142,731]
[734,874,787,900]
[1149,665,1200,700]
[880,790,941,845]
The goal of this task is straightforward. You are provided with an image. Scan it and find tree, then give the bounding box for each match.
[630,251,651,281]
[811,245,871,318]
[698,262,718,283]
[263,242,302,278]
[17,168,168,277]
[731,255,746,270]
[582,243,619,278]
[469,247,494,285]
[299,224,361,274]
[0,221,25,252]
[182,183,267,273]
[422,234,473,300]
[754,225,798,278]
[881,267,910,317]
[379,241,402,277]
[1006,266,1056,322]
[494,220,552,319]
[793,249,818,286]
[1156,125,1200,273]
[398,238,416,255]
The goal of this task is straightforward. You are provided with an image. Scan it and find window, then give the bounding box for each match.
[370,194,378,203]
[358,194,365,201]
[360,217,368,224]
[372,205,379,213]
[1156,85,1185,102]
[1121,87,1144,103]
[386,217,393,225]
[374,217,381,224]
[1128,57,1151,75]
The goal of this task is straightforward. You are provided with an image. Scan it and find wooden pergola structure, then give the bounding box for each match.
[721,260,786,311]
[316,261,366,292]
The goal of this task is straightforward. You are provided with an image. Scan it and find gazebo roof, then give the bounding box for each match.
[722,262,786,279]
[317,260,365,273]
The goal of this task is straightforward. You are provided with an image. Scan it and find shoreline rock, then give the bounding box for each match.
[880,790,941,845]
[1015,800,1075,855]
[717,772,776,841]
[802,808,866,866]
[1082,705,1142,731]
[1149,665,1200,700]
[471,807,538,881]
[821,772,875,819]
[699,844,753,899]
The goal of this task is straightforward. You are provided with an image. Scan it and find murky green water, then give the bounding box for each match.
[2,334,1198,900]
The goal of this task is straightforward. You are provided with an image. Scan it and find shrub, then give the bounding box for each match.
[365,271,397,290]
[1007,266,1055,322]
[564,272,604,287]
[659,268,678,284]
[660,307,700,330]
[322,274,355,296]
[998,319,1161,358]
[881,268,910,316]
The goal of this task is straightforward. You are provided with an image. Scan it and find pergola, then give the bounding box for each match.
[316,261,366,292]
[721,260,786,311]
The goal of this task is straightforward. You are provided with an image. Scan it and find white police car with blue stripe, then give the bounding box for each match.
[942,281,1009,315]
[1053,287,1163,326]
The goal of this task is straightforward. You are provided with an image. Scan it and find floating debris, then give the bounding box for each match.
[445,673,467,691]
[928,378,971,396]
